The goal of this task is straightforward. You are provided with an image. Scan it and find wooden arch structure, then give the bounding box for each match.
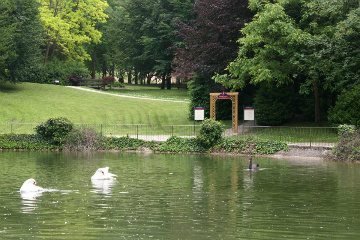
[210,92,239,133]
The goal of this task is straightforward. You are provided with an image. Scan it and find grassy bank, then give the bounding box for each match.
[0,82,191,125]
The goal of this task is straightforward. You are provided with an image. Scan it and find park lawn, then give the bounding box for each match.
[0,82,192,126]
[106,83,190,101]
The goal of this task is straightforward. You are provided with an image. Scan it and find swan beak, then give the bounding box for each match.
[101,171,104,175]
[33,182,36,186]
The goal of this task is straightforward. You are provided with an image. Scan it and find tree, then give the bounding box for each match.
[215,0,359,124]
[104,0,194,87]
[0,0,43,83]
[174,0,252,78]
[38,0,108,63]
[174,0,252,118]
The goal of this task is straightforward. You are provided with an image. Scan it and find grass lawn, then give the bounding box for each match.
[107,83,190,101]
[0,82,192,127]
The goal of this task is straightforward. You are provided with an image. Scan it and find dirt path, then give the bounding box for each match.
[66,86,189,103]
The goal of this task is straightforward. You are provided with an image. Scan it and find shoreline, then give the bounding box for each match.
[0,146,333,160]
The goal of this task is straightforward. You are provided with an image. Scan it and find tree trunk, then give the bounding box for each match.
[134,69,138,84]
[166,75,171,89]
[127,70,132,84]
[314,80,320,124]
[91,47,97,79]
[147,74,152,85]
[44,40,51,64]
[161,73,166,89]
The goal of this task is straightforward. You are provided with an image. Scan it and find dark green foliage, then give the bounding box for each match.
[0,134,57,149]
[216,137,289,154]
[196,118,224,149]
[328,130,360,162]
[328,85,360,127]
[254,84,296,125]
[154,136,204,152]
[0,133,289,155]
[108,82,125,88]
[63,127,104,151]
[103,137,150,150]
[33,59,89,85]
[35,117,73,144]
[0,0,43,83]
[187,75,212,119]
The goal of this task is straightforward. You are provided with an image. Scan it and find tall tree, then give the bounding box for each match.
[0,0,43,83]
[174,0,252,118]
[174,0,252,78]
[105,0,194,88]
[215,0,359,123]
[38,0,108,63]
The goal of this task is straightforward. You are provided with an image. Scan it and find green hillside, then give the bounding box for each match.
[0,82,191,125]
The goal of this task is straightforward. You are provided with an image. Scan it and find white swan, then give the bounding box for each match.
[91,167,117,180]
[20,178,44,192]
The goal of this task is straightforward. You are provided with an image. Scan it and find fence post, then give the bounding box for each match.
[310,128,312,148]
[100,124,103,136]
[11,123,13,134]
[172,125,174,137]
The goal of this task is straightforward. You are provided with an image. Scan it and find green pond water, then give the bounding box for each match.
[0,151,359,239]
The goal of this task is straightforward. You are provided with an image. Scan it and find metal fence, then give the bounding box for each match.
[0,122,339,147]
[233,126,338,148]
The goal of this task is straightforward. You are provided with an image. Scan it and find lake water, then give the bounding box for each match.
[0,151,359,239]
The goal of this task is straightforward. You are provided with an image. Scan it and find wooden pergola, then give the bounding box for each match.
[210,92,239,133]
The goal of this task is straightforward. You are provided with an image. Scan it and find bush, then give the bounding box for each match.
[196,118,224,149]
[28,58,89,85]
[63,127,104,150]
[0,134,57,149]
[254,84,296,125]
[35,117,73,144]
[102,76,115,84]
[337,124,356,136]
[215,137,289,154]
[328,84,360,127]
[329,130,360,162]
[154,136,204,152]
[108,82,125,88]
[103,137,149,150]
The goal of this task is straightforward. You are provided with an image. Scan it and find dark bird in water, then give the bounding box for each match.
[249,157,259,170]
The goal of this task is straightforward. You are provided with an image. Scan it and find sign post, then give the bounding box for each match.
[243,107,255,121]
[194,107,205,134]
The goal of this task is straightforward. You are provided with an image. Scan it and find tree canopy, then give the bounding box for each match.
[215,0,360,123]
[38,0,108,63]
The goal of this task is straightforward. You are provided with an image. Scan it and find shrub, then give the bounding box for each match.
[28,58,89,85]
[63,127,104,150]
[0,134,57,149]
[103,137,148,150]
[254,84,296,125]
[215,137,289,154]
[108,82,125,88]
[329,130,360,162]
[328,84,360,127]
[337,124,356,136]
[196,118,224,149]
[35,117,73,144]
[102,76,115,84]
[155,136,204,152]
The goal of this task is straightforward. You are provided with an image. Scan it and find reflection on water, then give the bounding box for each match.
[0,151,360,239]
[20,191,42,214]
[91,179,116,194]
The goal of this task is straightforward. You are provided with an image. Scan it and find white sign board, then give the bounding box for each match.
[194,107,205,121]
[244,107,255,121]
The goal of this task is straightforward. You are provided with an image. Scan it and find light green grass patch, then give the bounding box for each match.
[0,82,192,126]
